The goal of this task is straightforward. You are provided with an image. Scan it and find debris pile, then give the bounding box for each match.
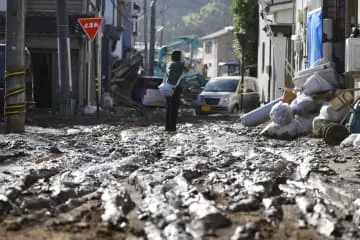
[243,59,356,141]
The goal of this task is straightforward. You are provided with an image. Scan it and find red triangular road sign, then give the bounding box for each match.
[78,17,103,41]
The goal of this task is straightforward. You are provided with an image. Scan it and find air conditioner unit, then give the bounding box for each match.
[345,38,360,72]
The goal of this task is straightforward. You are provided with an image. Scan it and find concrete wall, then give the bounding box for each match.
[257,3,292,102]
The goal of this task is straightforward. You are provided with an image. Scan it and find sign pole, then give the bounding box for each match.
[77,17,103,112]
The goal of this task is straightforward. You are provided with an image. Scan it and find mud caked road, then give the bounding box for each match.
[0,109,359,240]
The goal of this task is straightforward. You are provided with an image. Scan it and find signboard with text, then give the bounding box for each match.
[78,17,103,41]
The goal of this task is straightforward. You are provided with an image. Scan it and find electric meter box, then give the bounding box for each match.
[345,38,360,72]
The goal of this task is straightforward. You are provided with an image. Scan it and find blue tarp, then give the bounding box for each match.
[307,9,323,68]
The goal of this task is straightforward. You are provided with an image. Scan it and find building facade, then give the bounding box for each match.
[257,0,294,103]
[0,0,138,112]
[293,0,360,96]
[200,26,238,79]
[258,0,360,102]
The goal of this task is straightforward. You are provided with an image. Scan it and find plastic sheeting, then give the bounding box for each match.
[307,9,323,68]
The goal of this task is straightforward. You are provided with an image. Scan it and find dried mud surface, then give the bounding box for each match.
[0,108,359,240]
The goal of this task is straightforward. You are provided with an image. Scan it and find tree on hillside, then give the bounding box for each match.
[231,0,259,67]
[163,0,233,43]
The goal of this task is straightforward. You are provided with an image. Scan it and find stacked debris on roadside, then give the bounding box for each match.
[241,59,358,141]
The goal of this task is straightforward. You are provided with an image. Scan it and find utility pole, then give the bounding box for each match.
[148,0,156,75]
[236,32,246,112]
[159,0,165,46]
[96,0,103,114]
[5,0,26,133]
[143,0,148,71]
[56,0,72,116]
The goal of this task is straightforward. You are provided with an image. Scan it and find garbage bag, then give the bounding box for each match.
[290,94,320,116]
[340,134,360,148]
[302,72,334,95]
[295,115,314,134]
[260,119,301,138]
[318,102,348,122]
[269,102,293,125]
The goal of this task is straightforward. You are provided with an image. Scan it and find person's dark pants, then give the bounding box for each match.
[165,87,182,131]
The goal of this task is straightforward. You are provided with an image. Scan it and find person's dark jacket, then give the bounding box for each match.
[166,61,185,85]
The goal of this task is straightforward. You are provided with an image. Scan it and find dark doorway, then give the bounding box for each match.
[31,51,53,108]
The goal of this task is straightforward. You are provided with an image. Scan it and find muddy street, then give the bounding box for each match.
[0,109,359,240]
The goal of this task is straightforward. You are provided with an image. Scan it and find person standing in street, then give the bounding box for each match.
[164,50,188,131]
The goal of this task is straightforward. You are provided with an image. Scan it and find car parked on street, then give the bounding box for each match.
[132,76,165,107]
[132,73,208,107]
[194,76,260,115]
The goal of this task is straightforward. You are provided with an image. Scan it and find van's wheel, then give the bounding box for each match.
[231,105,240,114]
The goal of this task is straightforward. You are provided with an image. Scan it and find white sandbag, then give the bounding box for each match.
[340,134,360,147]
[290,94,320,116]
[302,72,334,95]
[269,102,293,125]
[295,115,314,134]
[260,119,301,138]
[318,102,348,122]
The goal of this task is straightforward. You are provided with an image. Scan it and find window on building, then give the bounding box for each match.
[205,41,212,54]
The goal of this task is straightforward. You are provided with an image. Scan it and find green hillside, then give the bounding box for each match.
[136,0,234,44]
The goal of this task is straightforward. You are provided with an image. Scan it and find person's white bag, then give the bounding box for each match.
[158,71,187,97]
[158,82,176,97]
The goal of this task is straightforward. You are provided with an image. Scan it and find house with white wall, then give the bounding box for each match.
[293,0,360,96]
[200,26,238,79]
[257,0,294,103]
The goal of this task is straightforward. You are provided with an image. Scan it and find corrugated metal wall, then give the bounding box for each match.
[25,0,82,14]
